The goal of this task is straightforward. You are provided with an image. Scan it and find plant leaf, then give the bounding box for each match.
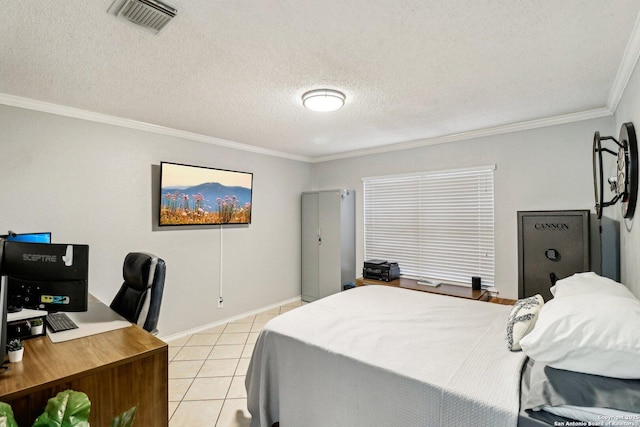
[0,402,18,427]
[32,390,91,427]
[110,406,137,427]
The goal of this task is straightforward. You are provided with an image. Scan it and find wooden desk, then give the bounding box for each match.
[356,277,490,301]
[0,324,168,426]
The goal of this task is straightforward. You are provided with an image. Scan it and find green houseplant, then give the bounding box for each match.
[29,318,43,327]
[7,339,24,363]
[6,339,22,352]
[28,318,44,335]
[0,390,137,427]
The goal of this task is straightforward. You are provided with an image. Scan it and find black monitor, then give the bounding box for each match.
[1,232,52,312]
[0,274,7,368]
[1,241,89,313]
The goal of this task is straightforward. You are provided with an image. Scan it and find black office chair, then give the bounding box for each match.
[110,252,166,335]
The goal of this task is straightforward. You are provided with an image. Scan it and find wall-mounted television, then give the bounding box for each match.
[159,162,253,226]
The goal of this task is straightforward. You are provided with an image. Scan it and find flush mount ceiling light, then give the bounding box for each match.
[302,89,346,112]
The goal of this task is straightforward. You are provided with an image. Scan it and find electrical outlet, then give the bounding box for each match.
[218,297,224,309]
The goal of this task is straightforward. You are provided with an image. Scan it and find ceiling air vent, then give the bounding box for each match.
[116,0,177,34]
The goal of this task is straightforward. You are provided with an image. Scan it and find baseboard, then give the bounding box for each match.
[159,295,302,342]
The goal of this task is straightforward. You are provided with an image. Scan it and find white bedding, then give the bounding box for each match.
[246,285,527,427]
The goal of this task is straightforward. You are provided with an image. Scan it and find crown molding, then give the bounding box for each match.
[311,107,614,163]
[608,10,640,112]
[0,93,312,163]
[0,94,615,165]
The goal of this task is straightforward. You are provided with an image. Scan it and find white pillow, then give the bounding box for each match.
[506,294,544,351]
[551,272,636,300]
[520,293,640,378]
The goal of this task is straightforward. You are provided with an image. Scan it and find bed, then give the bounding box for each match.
[246,273,640,427]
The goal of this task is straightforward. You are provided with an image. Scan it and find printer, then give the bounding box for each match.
[363,259,400,282]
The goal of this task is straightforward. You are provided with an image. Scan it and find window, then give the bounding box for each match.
[363,166,495,287]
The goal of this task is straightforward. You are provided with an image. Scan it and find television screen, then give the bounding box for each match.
[159,162,253,226]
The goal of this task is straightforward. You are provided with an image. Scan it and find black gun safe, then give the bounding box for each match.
[517,210,619,301]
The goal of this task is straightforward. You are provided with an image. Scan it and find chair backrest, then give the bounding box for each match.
[110,252,166,334]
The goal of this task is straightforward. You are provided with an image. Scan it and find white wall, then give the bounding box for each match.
[311,118,613,300]
[613,58,640,297]
[0,105,311,337]
[2,90,629,329]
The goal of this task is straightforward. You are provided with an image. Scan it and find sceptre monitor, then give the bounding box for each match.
[1,232,52,312]
[2,241,89,313]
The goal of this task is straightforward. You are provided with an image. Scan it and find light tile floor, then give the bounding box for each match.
[166,299,304,427]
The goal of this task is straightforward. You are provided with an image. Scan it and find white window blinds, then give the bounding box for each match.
[363,166,495,287]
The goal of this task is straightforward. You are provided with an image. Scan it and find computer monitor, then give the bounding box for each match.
[0,232,52,312]
[0,275,8,368]
[1,241,89,313]
[3,232,52,244]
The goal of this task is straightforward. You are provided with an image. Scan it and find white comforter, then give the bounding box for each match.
[246,285,526,427]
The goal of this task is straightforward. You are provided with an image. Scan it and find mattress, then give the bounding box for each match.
[246,285,528,427]
[518,357,640,426]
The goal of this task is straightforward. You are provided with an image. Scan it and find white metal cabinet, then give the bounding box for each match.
[301,190,355,302]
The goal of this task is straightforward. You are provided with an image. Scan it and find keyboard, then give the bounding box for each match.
[46,312,79,333]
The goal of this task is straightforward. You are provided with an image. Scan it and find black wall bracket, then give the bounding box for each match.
[593,122,638,219]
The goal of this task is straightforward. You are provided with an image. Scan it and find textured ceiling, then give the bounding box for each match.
[1,1,640,161]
